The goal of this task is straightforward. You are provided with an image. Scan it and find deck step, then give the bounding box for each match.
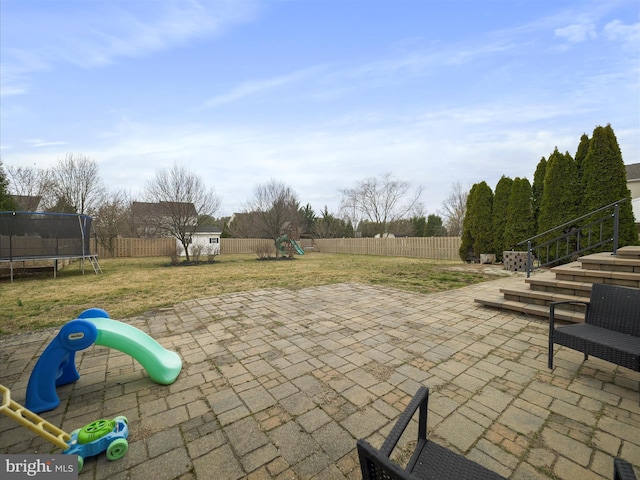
[525,271,592,297]
[578,252,640,273]
[474,295,584,322]
[616,245,640,260]
[551,262,640,288]
[475,249,640,322]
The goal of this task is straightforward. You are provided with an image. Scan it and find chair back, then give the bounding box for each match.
[587,283,640,336]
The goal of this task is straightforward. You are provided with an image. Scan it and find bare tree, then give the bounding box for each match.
[339,172,423,235]
[93,189,133,257]
[50,153,106,214]
[441,181,468,237]
[244,179,303,256]
[144,163,221,262]
[6,164,55,210]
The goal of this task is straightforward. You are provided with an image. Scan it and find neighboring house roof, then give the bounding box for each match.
[626,163,640,181]
[131,201,198,217]
[10,195,42,211]
[193,225,222,234]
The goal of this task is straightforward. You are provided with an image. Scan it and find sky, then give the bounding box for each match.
[1,0,639,218]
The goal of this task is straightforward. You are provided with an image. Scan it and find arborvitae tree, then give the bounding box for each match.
[574,133,590,184]
[582,124,636,247]
[537,148,581,235]
[504,177,535,250]
[492,176,513,261]
[424,214,446,236]
[0,161,18,210]
[532,157,546,228]
[458,181,493,261]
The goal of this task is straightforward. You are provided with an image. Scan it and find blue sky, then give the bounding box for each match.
[1,0,639,217]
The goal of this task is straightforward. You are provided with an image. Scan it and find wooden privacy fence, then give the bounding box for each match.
[311,237,462,260]
[91,237,176,258]
[90,237,462,260]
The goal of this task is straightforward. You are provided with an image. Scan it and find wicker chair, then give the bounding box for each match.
[357,386,506,480]
[548,283,640,374]
[357,386,638,480]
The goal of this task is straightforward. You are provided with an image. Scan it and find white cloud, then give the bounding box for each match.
[555,22,597,43]
[2,1,260,72]
[603,19,640,48]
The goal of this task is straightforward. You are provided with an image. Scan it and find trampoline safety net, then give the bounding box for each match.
[0,211,93,260]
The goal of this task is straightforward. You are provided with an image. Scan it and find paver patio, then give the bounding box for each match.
[1,278,638,479]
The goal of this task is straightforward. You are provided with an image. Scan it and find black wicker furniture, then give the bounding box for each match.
[615,458,638,480]
[548,283,640,375]
[357,386,507,480]
[357,386,638,480]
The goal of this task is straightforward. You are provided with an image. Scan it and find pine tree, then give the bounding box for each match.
[532,157,546,229]
[504,177,535,250]
[458,181,493,261]
[582,124,636,247]
[492,176,513,261]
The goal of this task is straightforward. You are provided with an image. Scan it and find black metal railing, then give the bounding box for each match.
[517,199,627,277]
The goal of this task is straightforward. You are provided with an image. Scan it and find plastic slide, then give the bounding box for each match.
[89,316,182,385]
[26,308,181,414]
[290,238,305,255]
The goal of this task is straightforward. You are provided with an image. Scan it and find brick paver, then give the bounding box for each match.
[1,279,638,479]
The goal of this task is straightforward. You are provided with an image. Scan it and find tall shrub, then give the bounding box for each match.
[537,148,581,235]
[504,177,535,250]
[492,176,513,261]
[459,181,493,261]
[532,157,546,229]
[581,124,636,247]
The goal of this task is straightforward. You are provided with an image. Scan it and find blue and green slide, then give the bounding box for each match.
[26,308,182,413]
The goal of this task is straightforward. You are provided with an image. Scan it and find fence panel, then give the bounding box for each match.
[92,238,176,258]
[88,237,461,260]
[312,237,461,260]
[220,238,274,254]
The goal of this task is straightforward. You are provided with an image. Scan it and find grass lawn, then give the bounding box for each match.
[0,253,504,335]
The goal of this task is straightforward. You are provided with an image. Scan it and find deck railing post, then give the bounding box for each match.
[612,203,620,255]
[526,240,532,278]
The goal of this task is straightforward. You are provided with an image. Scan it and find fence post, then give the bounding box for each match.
[526,240,532,278]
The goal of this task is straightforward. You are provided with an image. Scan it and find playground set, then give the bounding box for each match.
[0,308,182,472]
[275,234,305,257]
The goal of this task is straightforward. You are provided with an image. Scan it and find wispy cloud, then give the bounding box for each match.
[202,65,328,108]
[555,22,598,43]
[0,0,260,96]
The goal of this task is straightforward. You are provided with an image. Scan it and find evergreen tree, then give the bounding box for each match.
[0,161,18,211]
[424,214,446,237]
[582,124,636,247]
[458,181,493,261]
[532,157,546,228]
[574,133,590,185]
[491,176,513,261]
[410,216,427,237]
[504,177,535,250]
[537,148,581,235]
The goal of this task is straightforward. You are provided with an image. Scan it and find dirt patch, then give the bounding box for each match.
[442,263,525,277]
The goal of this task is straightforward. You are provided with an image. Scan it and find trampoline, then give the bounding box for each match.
[0,211,101,282]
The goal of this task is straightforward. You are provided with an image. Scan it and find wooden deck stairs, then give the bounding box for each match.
[474,246,640,323]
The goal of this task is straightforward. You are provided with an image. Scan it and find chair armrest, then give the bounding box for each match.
[380,386,430,457]
[614,458,637,480]
[549,300,590,329]
[357,438,421,480]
